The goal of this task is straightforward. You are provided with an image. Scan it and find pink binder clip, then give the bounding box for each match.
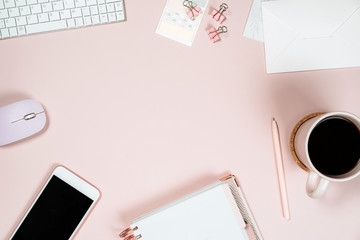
[208,26,228,43]
[183,0,202,20]
[211,3,228,23]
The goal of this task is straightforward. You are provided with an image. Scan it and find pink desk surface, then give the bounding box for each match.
[1,0,360,239]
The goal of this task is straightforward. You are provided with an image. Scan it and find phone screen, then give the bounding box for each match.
[12,175,93,240]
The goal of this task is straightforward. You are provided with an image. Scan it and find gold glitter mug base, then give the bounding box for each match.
[290,112,326,173]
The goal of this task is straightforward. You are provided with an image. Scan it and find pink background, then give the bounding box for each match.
[1,0,360,239]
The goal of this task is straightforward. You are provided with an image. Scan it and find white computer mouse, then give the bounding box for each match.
[0,99,47,146]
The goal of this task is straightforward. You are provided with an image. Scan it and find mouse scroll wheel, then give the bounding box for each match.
[24,113,36,120]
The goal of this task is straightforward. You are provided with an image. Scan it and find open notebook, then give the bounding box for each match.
[119,175,263,240]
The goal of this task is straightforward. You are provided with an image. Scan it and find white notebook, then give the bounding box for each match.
[119,175,262,240]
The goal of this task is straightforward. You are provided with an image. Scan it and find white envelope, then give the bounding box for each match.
[262,0,360,73]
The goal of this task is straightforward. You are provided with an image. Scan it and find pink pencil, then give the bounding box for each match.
[271,118,290,220]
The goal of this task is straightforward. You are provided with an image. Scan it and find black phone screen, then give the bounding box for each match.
[12,175,93,240]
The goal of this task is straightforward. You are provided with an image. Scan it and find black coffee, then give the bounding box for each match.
[308,117,360,176]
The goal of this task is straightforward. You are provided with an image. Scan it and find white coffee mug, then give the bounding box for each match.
[294,112,360,198]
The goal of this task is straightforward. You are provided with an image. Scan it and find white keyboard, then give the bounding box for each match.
[0,0,125,39]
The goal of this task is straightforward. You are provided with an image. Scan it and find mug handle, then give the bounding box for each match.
[306,171,329,198]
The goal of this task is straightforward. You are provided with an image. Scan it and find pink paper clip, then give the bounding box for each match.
[183,0,202,20]
[211,3,228,23]
[208,26,228,43]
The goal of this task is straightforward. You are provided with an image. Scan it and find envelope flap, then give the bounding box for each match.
[262,7,299,64]
[262,0,360,38]
[267,35,360,73]
[336,7,360,47]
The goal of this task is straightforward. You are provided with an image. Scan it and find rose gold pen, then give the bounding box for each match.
[272,117,290,220]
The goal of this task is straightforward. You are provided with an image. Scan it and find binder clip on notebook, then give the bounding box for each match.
[119,226,142,240]
[183,0,202,20]
[211,3,228,23]
[208,26,228,43]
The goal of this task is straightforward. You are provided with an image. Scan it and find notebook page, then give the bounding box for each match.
[243,0,272,42]
[131,183,248,240]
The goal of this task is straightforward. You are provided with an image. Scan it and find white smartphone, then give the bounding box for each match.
[10,166,100,240]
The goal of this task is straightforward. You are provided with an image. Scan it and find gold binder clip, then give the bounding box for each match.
[119,226,141,239]
[125,235,142,240]
[119,227,132,238]
[220,174,239,187]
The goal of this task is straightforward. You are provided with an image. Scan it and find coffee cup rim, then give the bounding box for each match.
[304,111,360,182]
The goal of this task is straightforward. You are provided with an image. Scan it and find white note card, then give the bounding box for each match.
[131,183,248,240]
[243,0,271,42]
[156,0,209,46]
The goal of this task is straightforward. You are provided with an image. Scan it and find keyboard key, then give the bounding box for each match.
[63,0,74,9]
[49,12,60,21]
[74,0,85,8]
[108,12,115,22]
[115,10,123,21]
[38,12,49,22]
[1,28,9,37]
[27,0,37,4]
[0,9,9,18]
[97,0,104,4]
[99,13,107,23]
[85,0,96,6]
[4,0,15,8]
[106,3,114,12]
[91,14,99,24]
[74,16,82,26]
[26,19,66,33]
[8,26,17,36]
[83,15,91,25]
[30,4,41,14]
[5,17,15,27]
[15,0,26,6]
[70,8,81,17]
[41,2,52,12]
[19,6,30,15]
[0,0,4,9]
[0,19,4,27]
[52,1,63,11]
[115,11,125,21]
[98,4,105,14]
[114,1,123,11]
[16,25,26,35]
[26,14,37,24]
[17,25,25,34]
[81,6,90,16]
[89,5,97,14]
[59,9,70,19]
[66,18,74,27]
[15,15,26,25]
[9,7,20,17]
[49,11,59,20]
